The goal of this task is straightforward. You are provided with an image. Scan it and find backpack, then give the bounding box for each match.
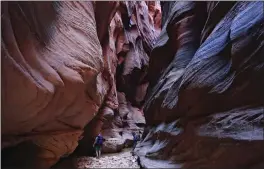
[133,134,140,142]
[96,135,103,145]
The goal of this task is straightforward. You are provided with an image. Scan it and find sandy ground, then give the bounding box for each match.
[75,148,140,168]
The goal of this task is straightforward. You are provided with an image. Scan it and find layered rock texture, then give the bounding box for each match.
[135,1,264,169]
[75,1,161,155]
[1,1,160,168]
[2,1,264,169]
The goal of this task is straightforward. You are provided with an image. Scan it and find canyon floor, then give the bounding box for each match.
[52,148,140,169]
[76,148,139,168]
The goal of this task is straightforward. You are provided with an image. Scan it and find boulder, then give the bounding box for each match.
[102,138,125,153]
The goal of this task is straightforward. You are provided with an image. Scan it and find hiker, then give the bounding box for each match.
[132,132,140,152]
[93,133,105,159]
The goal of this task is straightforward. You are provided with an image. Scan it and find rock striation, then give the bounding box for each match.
[1,1,160,168]
[135,1,264,169]
[2,1,264,169]
[2,1,105,168]
[76,1,161,155]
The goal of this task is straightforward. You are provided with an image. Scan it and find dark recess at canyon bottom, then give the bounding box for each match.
[1,1,264,169]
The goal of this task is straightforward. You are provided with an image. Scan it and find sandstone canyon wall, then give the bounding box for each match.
[135,1,264,169]
[2,1,264,169]
[1,1,160,168]
[76,1,161,155]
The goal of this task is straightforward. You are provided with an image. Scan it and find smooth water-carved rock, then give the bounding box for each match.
[1,1,108,168]
[77,1,160,155]
[4,1,262,169]
[1,1,160,168]
[136,1,264,169]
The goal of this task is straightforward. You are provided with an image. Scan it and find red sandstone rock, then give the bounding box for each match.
[5,1,262,169]
[1,2,108,168]
[1,1,161,168]
[78,1,160,154]
[135,1,264,169]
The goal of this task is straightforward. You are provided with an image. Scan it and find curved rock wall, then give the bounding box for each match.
[76,1,161,155]
[135,1,264,169]
[3,1,263,169]
[1,1,160,168]
[2,1,106,168]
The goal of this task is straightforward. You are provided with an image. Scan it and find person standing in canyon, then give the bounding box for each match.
[131,132,140,155]
[93,133,105,159]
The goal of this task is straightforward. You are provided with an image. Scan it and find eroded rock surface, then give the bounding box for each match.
[76,1,160,155]
[2,1,263,169]
[2,1,106,168]
[1,1,160,168]
[135,1,264,169]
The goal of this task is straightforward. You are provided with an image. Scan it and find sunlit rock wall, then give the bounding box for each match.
[1,1,161,168]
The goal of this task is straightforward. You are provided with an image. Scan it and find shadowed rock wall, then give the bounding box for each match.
[135,1,264,169]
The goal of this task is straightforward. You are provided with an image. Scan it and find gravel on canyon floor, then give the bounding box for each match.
[76,148,140,168]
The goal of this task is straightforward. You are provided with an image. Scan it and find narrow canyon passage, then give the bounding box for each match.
[1,1,264,169]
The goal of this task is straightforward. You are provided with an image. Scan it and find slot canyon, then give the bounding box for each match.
[1,1,264,169]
